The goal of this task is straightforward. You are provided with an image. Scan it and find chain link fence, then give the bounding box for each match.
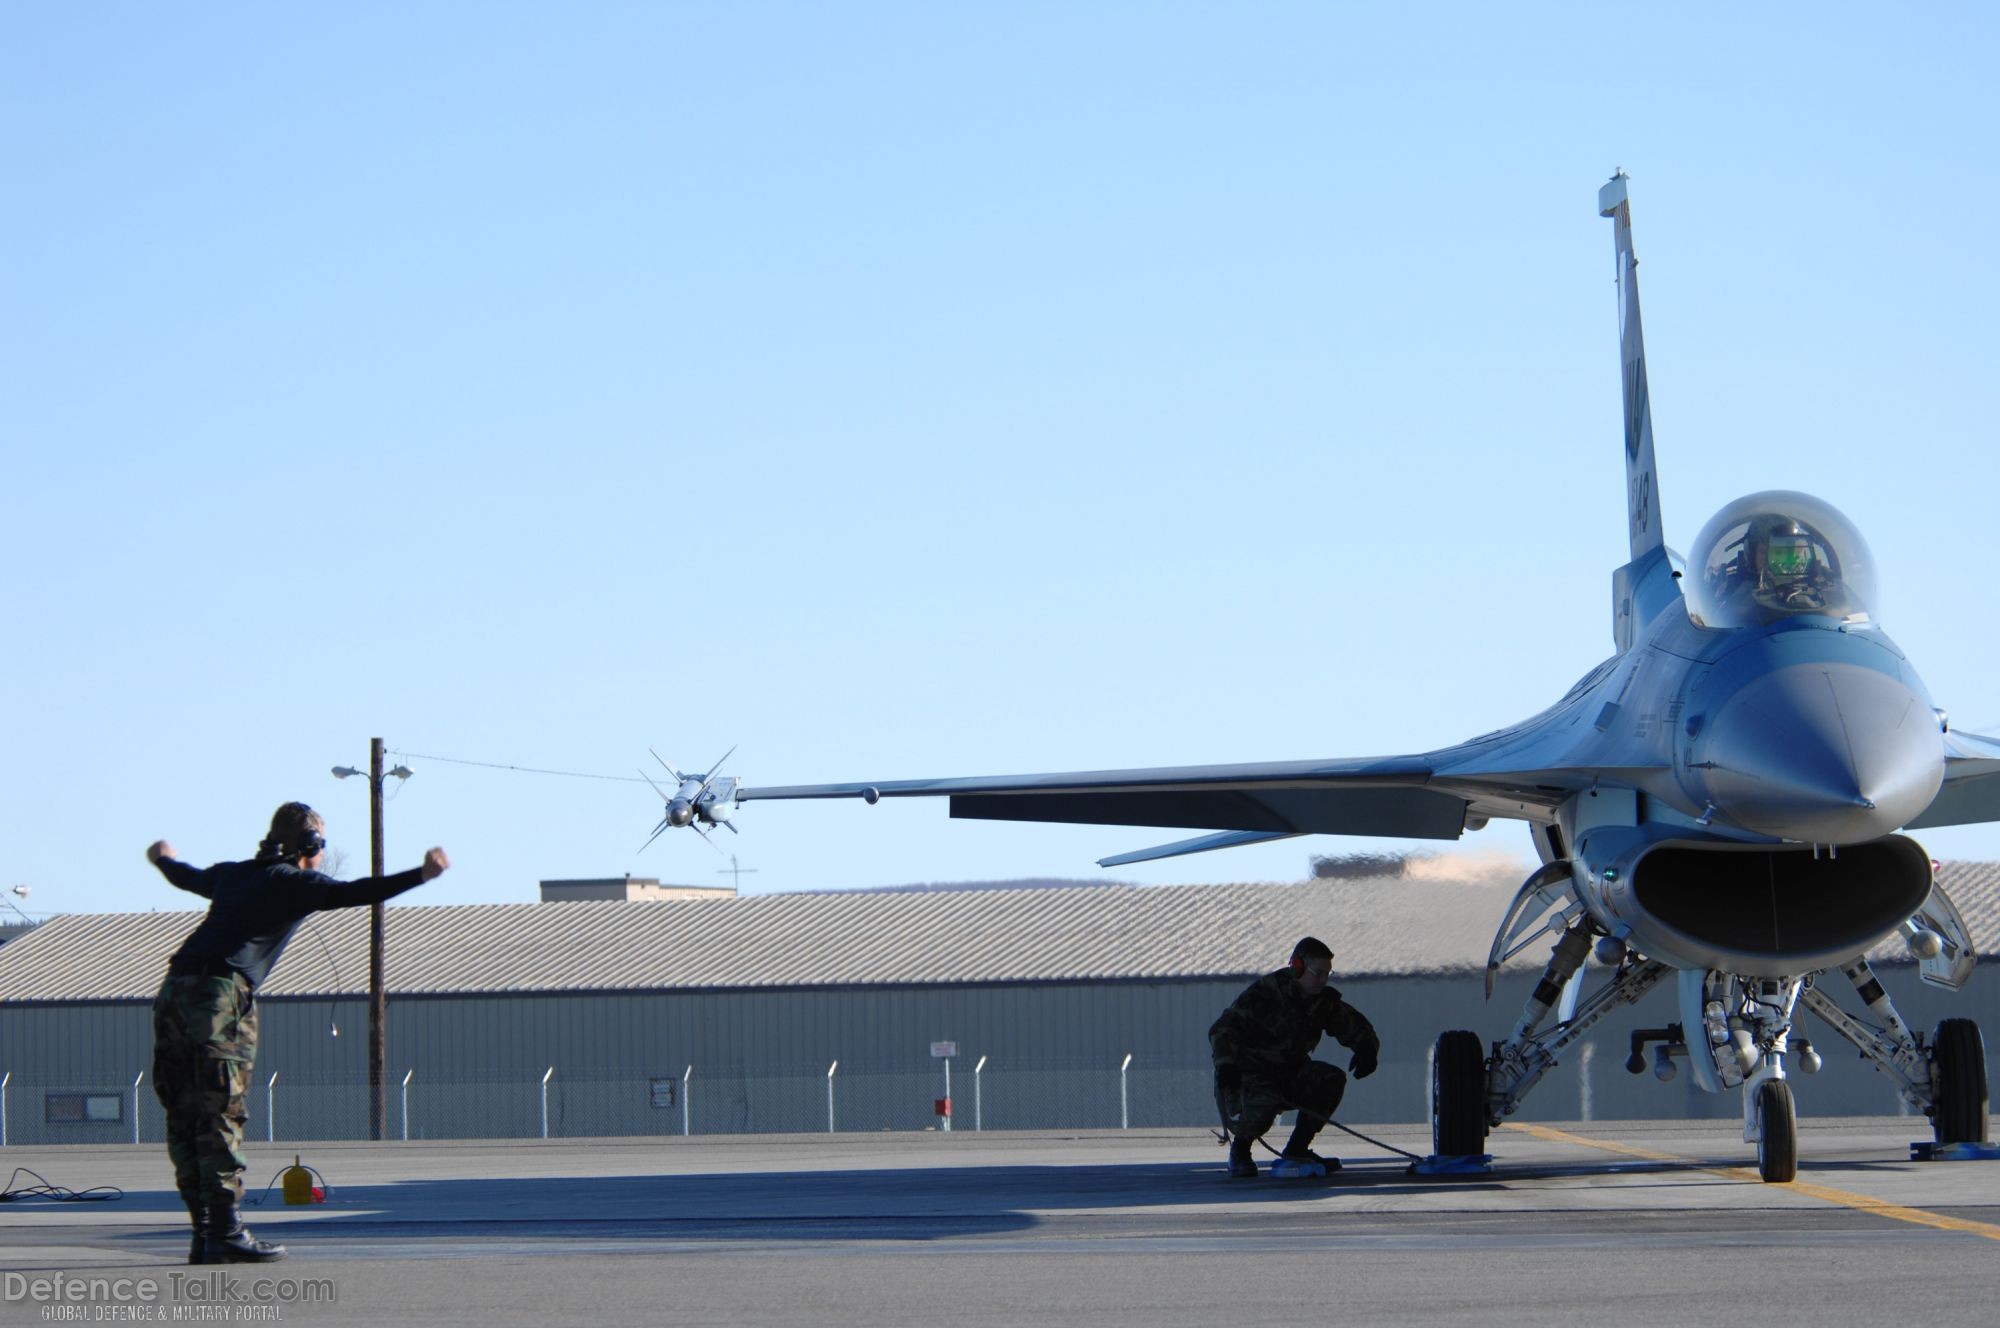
[0,1057,1241,1146]
[7,1040,1918,1147]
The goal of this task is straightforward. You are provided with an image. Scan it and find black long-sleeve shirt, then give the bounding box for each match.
[154,856,426,991]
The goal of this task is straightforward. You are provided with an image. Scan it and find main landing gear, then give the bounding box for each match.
[1931,1017,1990,1145]
[1432,1029,1487,1158]
[1801,962,1990,1149]
[1433,938,1991,1181]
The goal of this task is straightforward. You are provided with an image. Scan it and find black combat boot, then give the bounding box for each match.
[201,1204,287,1264]
[1227,1136,1259,1178]
[1281,1117,1340,1172]
[186,1201,207,1265]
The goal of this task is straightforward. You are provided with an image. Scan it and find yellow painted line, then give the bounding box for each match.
[1500,1121,2000,1243]
[1503,1122,1681,1165]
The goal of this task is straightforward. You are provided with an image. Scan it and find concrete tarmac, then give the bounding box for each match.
[3,1119,1997,1326]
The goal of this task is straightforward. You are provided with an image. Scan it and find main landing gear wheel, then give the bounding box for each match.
[1432,1030,1488,1157]
[1931,1018,1990,1145]
[1756,1079,1797,1183]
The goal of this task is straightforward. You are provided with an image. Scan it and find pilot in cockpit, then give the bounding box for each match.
[1708,516,1838,615]
[1685,491,1876,631]
[1751,519,1832,610]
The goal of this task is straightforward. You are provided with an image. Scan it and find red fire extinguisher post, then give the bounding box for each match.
[931,1040,957,1132]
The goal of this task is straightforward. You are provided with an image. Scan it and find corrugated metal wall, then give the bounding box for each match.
[2,967,1994,1146]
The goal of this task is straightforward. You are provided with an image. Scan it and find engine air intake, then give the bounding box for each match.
[1631,837,1931,962]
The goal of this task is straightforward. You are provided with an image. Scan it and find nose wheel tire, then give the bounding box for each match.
[1756,1079,1797,1183]
[1432,1030,1488,1157]
[1931,1018,1990,1145]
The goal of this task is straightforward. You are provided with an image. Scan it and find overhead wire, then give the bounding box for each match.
[388,750,660,784]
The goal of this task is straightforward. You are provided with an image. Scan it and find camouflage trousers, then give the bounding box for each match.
[1230,1060,1348,1147]
[151,972,260,1213]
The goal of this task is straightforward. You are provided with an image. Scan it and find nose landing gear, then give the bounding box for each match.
[1754,1079,1798,1183]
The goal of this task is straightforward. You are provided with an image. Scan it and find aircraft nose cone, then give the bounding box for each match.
[1701,663,1943,842]
[667,800,695,827]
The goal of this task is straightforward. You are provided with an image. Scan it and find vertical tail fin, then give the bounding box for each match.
[1599,172,1664,561]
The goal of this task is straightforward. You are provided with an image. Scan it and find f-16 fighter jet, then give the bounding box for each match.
[653,175,1996,1181]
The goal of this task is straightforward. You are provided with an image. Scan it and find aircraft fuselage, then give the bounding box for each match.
[1472,595,1947,976]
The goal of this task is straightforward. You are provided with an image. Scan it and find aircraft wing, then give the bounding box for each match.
[738,750,1646,843]
[1905,728,2000,830]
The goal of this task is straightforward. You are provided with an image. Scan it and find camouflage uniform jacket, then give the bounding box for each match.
[1209,968,1379,1082]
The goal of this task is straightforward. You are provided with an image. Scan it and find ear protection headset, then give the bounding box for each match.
[1288,938,1334,977]
[291,804,326,859]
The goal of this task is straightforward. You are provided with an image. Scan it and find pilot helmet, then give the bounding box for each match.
[1759,519,1814,586]
[1684,490,1875,629]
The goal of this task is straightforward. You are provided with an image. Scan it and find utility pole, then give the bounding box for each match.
[368,737,386,1142]
[334,739,411,1143]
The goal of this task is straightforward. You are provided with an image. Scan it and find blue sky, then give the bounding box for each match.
[5,4,1996,916]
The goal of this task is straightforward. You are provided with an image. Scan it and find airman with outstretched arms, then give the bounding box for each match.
[148,801,449,1263]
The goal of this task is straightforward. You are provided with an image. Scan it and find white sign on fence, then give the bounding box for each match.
[930,1041,957,1059]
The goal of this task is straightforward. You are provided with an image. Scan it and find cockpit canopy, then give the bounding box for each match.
[1684,490,1877,629]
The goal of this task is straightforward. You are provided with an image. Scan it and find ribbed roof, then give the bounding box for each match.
[1,864,1994,1004]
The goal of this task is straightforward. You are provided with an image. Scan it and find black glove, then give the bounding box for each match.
[1214,1063,1242,1092]
[1349,1042,1379,1081]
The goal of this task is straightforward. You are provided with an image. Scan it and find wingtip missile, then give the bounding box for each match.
[651,748,687,783]
[700,745,738,784]
[640,746,742,843]
[637,818,672,855]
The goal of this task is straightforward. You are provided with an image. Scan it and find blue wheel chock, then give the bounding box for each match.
[1409,1153,1493,1176]
[1909,1140,2000,1162]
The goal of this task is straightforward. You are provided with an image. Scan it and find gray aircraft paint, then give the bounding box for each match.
[656,177,1999,1156]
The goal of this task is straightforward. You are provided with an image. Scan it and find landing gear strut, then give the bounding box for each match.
[1800,963,1989,1147]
